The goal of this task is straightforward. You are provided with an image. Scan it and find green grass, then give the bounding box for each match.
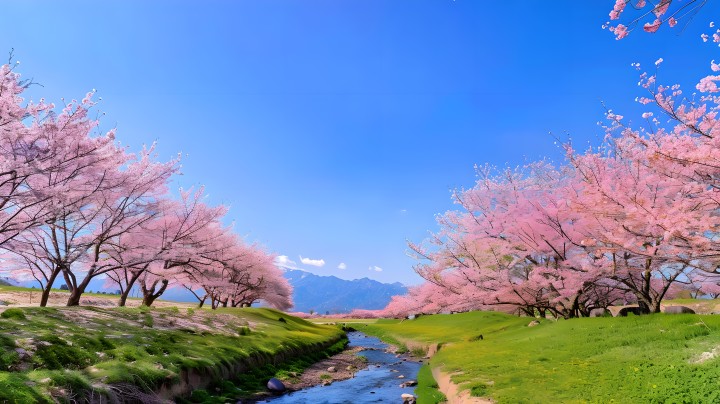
[415,364,446,404]
[0,306,344,402]
[363,311,720,403]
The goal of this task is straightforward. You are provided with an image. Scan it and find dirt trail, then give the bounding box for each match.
[0,290,195,309]
[394,337,494,404]
[431,368,494,404]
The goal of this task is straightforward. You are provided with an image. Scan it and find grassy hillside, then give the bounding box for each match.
[0,305,344,403]
[359,310,720,403]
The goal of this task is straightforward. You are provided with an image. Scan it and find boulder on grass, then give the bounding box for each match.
[617,306,643,317]
[664,306,696,314]
[589,308,610,318]
[267,378,285,392]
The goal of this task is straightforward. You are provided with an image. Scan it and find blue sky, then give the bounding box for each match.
[2,1,718,284]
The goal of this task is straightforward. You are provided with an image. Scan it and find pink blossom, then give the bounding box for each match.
[696,75,720,93]
[668,17,677,27]
[612,24,629,40]
[644,19,662,33]
[609,0,626,20]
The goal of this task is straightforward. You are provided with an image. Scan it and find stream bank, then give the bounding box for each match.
[255,332,421,403]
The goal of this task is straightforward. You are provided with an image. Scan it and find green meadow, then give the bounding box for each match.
[355,309,720,403]
[0,305,344,403]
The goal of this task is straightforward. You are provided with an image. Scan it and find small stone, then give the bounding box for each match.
[327,366,337,372]
[398,375,405,379]
[400,380,417,387]
[528,320,540,327]
[267,377,286,392]
[402,393,417,403]
[345,365,354,371]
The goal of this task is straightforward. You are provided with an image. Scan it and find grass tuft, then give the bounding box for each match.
[1,308,26,320]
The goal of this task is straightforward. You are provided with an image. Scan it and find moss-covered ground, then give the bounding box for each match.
[351,309,720,403]
[0,305,344,403]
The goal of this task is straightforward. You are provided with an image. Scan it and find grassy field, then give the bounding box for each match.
[353,309,720,403]
[0,305,344,403]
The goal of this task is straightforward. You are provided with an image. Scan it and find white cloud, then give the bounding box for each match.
[368,265,383,272]
[337,262,347,270]
[274,255,299,270]
[299,256,326,267]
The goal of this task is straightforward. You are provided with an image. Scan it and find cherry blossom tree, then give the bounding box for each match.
[406,161,622,318]
[61,146,179,306]
[563,138,717,313]
[175,229,292,311]
[2,91,130,306]
[0,61,112,249]
[0,63,293,312]
[103,188,225,306]
[0,63,48,246]
[384,2,720,318]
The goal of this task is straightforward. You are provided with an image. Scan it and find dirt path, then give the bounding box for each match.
[393,337,494,404]
[0,290,195,309]
[431,368,494,404]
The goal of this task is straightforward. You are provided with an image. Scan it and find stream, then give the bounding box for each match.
[256,331,421,403]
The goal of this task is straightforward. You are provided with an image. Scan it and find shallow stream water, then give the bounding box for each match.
[256,331,421,403]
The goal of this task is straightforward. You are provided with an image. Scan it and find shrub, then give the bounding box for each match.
[1,308,26,320]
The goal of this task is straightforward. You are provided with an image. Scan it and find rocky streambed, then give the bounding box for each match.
[255,331,421,403]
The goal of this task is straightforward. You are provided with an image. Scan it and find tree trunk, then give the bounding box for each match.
[118,271,142,307]
[39,267,62,307]
[66,275,92,306]
[141,279,168,307]
[66,287,83,306]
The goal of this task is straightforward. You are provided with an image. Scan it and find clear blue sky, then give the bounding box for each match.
[2,1,717,284]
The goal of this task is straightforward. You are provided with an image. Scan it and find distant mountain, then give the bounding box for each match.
[285,270,407,314]
[0,277,18,287]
